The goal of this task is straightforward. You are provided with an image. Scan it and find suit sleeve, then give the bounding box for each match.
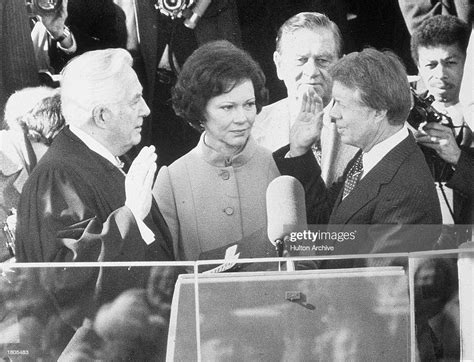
[366,180,442,265]
[153,166,180,258]
[273,145,341,224]
[446,148,474,199]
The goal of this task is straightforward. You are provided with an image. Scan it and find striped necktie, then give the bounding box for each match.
[343,154,363,199]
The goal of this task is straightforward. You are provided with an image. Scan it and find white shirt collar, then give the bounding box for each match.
[69,126,123,168]
[361,125,409,178]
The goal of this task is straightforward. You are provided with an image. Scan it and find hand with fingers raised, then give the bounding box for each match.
[125,146,158,220]
[289,87,324,157]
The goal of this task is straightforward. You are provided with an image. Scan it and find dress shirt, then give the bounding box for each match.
[361,125,409,179]
[69,126,154,243]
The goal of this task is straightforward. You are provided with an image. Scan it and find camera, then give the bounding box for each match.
[408,88,458,182]
[29,0,62,16]
[154,0,195,19]
[408,87,454,130]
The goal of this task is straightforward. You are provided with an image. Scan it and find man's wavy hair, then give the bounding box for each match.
[275,12,343,57]
[172,40,268,131]
[411,15,470,64]
[330,48,411,125]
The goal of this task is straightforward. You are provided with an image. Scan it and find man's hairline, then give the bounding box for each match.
[276,27,340,57]
[414,41,467,64]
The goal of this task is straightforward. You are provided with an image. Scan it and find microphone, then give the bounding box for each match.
[266,176,307,257]
[183,0,212,29]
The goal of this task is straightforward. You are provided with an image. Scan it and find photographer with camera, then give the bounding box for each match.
[29,0,126,78]
[410,18,473,359]
[409,15,472,227]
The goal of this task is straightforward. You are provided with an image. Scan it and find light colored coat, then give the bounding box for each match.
[153,134,280,261]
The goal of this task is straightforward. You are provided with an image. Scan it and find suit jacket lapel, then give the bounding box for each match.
[330,134,417,223]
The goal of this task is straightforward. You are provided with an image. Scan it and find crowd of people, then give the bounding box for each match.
[0,0,472,360]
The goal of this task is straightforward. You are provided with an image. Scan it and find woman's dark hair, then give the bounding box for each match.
[172,40,268,131]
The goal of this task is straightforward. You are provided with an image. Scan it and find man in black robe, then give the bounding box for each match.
[15,48,174,332]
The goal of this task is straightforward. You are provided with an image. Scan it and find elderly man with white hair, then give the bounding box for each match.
[15,48,174,327]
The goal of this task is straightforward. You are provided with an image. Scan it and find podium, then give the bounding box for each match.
[167,267,411,361]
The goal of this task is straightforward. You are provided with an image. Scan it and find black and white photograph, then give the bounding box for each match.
[0,0,473,360]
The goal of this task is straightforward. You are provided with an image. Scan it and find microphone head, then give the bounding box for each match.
[266,175,307,246]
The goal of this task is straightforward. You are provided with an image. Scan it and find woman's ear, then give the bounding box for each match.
[92,105,111,129]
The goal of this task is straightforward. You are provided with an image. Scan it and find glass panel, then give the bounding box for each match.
[188,257,412,362]
[409,253,462,361]
[2,246,472,361]
[0,263,191,361]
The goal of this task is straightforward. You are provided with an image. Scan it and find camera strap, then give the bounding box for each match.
[437,181,455,223]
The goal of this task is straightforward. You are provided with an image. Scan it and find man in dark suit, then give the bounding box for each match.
[16,49,174,334]
[290,48,442,263]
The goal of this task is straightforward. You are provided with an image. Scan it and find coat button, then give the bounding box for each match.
[219,170,230,180]
[224,207,234,215]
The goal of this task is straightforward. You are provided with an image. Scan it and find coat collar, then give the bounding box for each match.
[193,132,258,168]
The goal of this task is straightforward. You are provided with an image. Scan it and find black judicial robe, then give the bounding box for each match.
[15,126,174,327]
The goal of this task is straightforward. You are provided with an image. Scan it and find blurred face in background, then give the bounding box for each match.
[417,44,465,107]
[274,28,339,107]
[203,79,257,155]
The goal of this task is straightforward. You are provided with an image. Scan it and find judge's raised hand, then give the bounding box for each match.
[289,87,324,157]
[125,146,157,221]
[414,122,461,165]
